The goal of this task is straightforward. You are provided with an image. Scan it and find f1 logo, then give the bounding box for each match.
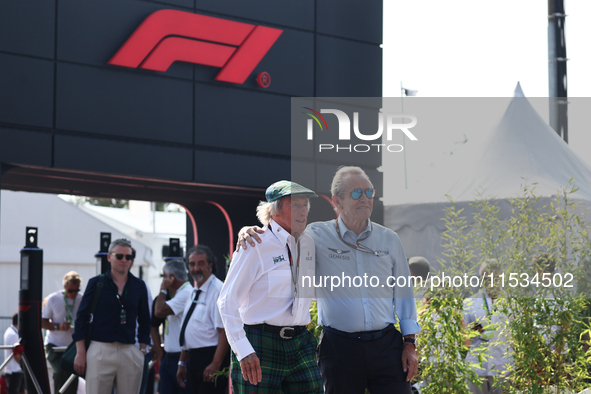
[108,10,283,84]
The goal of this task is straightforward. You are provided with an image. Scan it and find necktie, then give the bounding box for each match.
[179,289,202,347]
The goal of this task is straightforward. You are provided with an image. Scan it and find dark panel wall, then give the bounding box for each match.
[0,0,383,258]
[0,0,382,185]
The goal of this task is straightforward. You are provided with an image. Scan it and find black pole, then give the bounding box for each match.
[18,227,51,394]
[548,0,568,142]
[164,238,183,261]
[95,232,111,274]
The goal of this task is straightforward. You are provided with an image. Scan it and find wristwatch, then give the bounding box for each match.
[54,323,59,331]
[178,361,187,367]
[160,289,168,296]
[140,348,147,354]
[403,337,417,347]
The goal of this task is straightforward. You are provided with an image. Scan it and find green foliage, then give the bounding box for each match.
[77,197,129,208]
[419,200,482,394]
[490,182,591,393]
[211,367,229,386]
[421,181,591,393]
[308,301,322,340]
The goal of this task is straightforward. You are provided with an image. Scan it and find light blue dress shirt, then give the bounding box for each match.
[306,216,421,336]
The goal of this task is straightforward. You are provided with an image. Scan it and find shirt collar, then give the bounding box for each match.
[195,273,215,291]
[269,219,290,245]
[337,216,372,239]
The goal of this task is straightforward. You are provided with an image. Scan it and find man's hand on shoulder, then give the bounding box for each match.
[239,352,262,385]
[237,226,265,250]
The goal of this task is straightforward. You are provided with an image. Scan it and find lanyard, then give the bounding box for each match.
[483,293,495,318]
[178,282,191,292]
[286,239,300,315]
[334,220,378,256]
[165,281,191,335]
[193,279,213,303]
[109,278,128,307]
[62,292,75,323]
[286,240,300,289]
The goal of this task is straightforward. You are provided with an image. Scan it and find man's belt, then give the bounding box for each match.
[323,323,394,341]
[245,324,307,339]
[165,352,181,358]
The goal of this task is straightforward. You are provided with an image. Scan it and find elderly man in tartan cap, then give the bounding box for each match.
[218,180,323,394]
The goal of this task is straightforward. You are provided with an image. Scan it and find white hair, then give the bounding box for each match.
[255,197,311,226]
[330,166,373,198]
[256,199,284,226]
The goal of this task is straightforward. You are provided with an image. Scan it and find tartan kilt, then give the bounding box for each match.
[231,326,323,394]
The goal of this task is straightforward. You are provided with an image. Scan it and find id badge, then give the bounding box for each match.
[120,309,127,325]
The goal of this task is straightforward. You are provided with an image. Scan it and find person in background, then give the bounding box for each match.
[73,238,150,394]
[154,259,193,394]
[409,256,432,299]
[176,245,229,394]
[464,260,510,394]
[42,271,83,394]
[3,313,24,394]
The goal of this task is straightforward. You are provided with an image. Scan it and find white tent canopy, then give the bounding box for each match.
[385,84,591,267]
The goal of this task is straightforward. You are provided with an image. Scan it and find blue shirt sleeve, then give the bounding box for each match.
[392,233,421,336]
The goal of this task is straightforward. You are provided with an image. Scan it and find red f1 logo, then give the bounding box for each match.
[108,10,283,84]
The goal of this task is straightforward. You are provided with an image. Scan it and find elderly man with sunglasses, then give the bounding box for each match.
[238,166,420,394]
[42,271,83,394]
[73,238,151,394]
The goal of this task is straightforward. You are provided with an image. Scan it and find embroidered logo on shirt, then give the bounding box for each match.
[328,248,350,260]
[273,255,286,264]
[328,248,350,254]
[305,251,313,261]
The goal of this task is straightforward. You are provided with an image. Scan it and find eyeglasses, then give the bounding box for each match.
[350,188,376,200]
[67,289,80,293]
[112,253,133,261]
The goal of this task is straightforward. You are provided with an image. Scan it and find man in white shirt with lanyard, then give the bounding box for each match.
[176,245,229,394]
[218,180,323,394]
[238,167,421,394]
[154,259,193,394]
[41,271,83,394]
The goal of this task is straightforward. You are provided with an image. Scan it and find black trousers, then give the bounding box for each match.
[46,343,78,394]
[317,327,412,394]
[7,372,25,394]
[188,346,230,394]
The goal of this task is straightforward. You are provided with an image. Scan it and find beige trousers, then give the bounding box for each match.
[85,341,144,394]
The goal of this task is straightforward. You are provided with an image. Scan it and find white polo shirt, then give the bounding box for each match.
[218,219,316,361]
[3,325,21,374]
[164,281,192,353]
[180,274,224,351]
[42,290,82,347]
